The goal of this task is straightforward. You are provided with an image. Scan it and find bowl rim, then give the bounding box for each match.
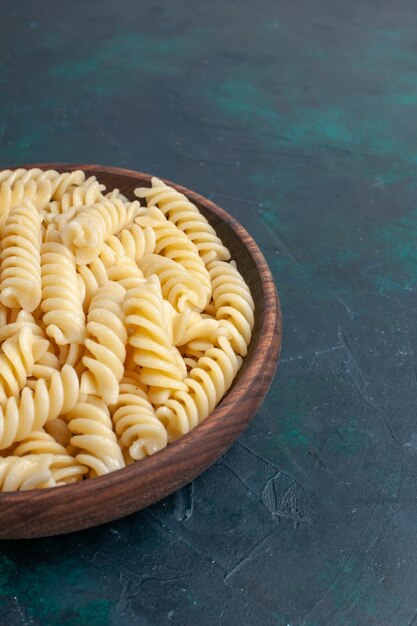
[0,163,282,505]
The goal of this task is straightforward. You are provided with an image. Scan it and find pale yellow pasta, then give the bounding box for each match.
[31,348,61,379]
[123,275,187,403]
[0,328,50,404]
[156,336,242,441]
[0,167,255,491]
[104,222,156,262]
[111,373,167,461]
[58,342,85,370]
[176,311,228,353]
[107,256,144,290]
[43,222,62,244]
[66,398,125,476]
[0,310,44,342]
[80,282,127,404]
[207,259,255,357]
[0,200,42,312]
[136,207,211,309]
[0,168,84,197]
[0,365,80,449]
[47,175,105,218]
[0,179,52,231]
[0,169,86,233]
[76,256,109,311]
[49,170,86,199]
[13,431,87,484]
[162,300,192,346]
[135,177,231,264]
[41,241,85,345]
[139,254,207,312]
[0,454,55,491]
[62,197,140,264]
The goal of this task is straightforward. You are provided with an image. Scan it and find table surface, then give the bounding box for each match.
[1,1,417,624]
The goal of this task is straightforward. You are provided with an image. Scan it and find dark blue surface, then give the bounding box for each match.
[1,1,417,624]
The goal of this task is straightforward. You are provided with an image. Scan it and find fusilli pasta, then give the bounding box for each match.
[80,282,127,404]
[136,207,211,309]
[135,177,231,263]
[41,241,85,345]
[62,197,140,264]
[0,364,80,449]
[0,200,42,312]
[156,336,242,441]
[0,167,255,491]
[208,259,255,357]
[13,431,87,484]
[0,328,49,404]
[66,398,125,476]
[111,373,167,461]
[0,454,55,491]
[123,275,187,403]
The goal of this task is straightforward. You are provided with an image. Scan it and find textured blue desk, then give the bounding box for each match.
[1,1,417,624]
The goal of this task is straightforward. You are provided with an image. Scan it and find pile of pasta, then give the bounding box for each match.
[0,168,254,491]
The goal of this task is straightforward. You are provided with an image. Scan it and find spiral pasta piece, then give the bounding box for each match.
[76,256,109,311]
[49,170,86,199]
[77,239,143,302]
[111,374,168,461]
[162,300,192,346]
[31,348,61,379]
[0,167,59,189]
[101,222,156,264]
[139,254,207,312]
[0,364,80,449]
[58,342,85,370]
[135,177,231,264]
[0,328,49,405]
[67,399,125,476]
[80,282,127,404]
[0,310,44,342]
[0,454,55,491]
[105,188,128,202]
[62,198,140,264]
[123,275,187,399]
[177,311,228,353]
[107,256,144,290]
[156,336,242,441]
[0,169,85,230]
[0,179,53,227]
[49,176,106,217]
[13,431,87,484]
[0,200,42,312]
[41,241,85,345]
[0,168,86,206]
[207,259,255,357]
[136,208,211,309]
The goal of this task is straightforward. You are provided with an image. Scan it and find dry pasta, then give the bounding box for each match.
[135,177,230,264]
[41,241,85,345]
[0,200,42,312]
[80,282,127,404]
[123,275,187,404]
[61,197,140,264]
[0,167,254,491]
[111,372,168,462]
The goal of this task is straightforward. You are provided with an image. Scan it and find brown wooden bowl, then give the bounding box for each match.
[0,164,281,539]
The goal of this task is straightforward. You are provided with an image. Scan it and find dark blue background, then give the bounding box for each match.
[1,1,417,624]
